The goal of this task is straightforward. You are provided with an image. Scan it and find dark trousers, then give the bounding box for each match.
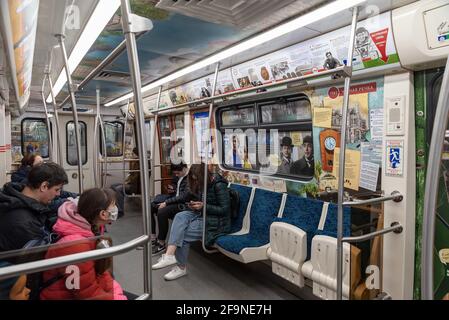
[155,204,180,242]
[111,183,125,217]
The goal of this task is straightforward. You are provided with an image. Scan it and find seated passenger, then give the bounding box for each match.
[11,153,43,183]
[290,135,314,177]
[111,147,141,218]
[152,163,231,281]
[0,162,68,252]
[40,188,127,300]
[150,182,176,244]
[152,162,189,255]
[10,154,76,216]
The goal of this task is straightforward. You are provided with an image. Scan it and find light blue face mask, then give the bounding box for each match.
[107,206,119,221]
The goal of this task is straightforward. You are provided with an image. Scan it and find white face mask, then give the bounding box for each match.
[107,206,119,221]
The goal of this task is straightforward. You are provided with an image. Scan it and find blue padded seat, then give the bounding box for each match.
[215,188,283,255]
[273,194,324,259]
[315,203,351,238]
[229,184,252,233]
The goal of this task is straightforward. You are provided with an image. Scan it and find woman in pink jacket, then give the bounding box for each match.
[40,188,127,300]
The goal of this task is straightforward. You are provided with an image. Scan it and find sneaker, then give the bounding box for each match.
[152,254,177,270]
[152,242,166,255]
[164,266,187,281]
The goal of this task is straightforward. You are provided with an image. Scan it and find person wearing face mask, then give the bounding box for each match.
[40,188,127,300]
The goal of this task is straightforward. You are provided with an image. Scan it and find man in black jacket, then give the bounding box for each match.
[152,162,189,255]
[0,162,68,253]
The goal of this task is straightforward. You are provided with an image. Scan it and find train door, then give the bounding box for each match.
[157,116,175,193]
[415,66,449,300]
[59,114,95,193]
[173,113,185,163]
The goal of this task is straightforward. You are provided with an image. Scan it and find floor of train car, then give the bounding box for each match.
[107,199,303,300]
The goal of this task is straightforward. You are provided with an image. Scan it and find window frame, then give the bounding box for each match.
[216,92,314,182]
[21,117,51,158]
[99,121,124,157]
[66,120,88,166]
[218,104,257,129]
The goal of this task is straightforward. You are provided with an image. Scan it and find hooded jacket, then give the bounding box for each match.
[10,165,31,184]
[204,174,231,247]
[40,201,126,300]
[0,183,53,252]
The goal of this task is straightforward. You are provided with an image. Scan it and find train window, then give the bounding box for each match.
[21,118,50,158]
[158,117,172,164]
[218,94,314,181]
[260,97,311,124]
[66,121,87,166]
[220,106,255,127]
[100,121,124,157]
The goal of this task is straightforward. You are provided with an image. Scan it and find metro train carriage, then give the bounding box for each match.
[0,0,448,302]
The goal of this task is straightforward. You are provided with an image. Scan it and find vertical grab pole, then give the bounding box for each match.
[422,57,449,300]
[120,0,153,299]
[202,63,220,254]
[93,98,99,188]
[337,6,358,300]
[98,89,108,188]
[46,73,63,166]
[56,34,83,193]
[123,100,130,196]
[150,87,163,198]
[41,81,53,162]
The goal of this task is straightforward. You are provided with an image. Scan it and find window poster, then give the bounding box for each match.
[193,112,212,160]
[309,77,384,193]
[332,147,361,191]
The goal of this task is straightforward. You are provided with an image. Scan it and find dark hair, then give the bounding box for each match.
[21,153,37,167]
[326,51,332,57]
[171,162,187,172]
[132,147,139,156]
[188,163,207,195]
[26,162,68,189]
[77,188,116,225]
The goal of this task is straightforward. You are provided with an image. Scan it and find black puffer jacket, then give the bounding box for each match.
[0,183,53,252]
[165,175,189,205]
[204,174,231,247]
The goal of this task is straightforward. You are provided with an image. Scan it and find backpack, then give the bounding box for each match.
[21,227,61,300]
[228,188,240,220]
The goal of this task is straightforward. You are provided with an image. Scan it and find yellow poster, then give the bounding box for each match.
[323,94,369,139]
[332,147,361,191]
[290,132,302,146]
[313,107,332,128]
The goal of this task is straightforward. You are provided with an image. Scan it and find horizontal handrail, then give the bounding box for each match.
[153,178,172,182]
[343,191,403,206]
[0,235,149,281]
[342,222,403,243]
[149,66,352,113]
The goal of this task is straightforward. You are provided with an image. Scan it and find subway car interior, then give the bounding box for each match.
[0,0,448,301]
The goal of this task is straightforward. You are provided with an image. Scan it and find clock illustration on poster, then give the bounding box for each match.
[324,136,337,151]
[319,129,341,172]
